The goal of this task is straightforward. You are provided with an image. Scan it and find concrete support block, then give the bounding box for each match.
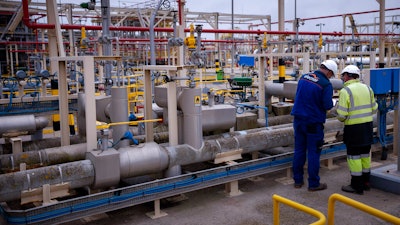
[370,164,400,195]
[235,112,257,131]
[271,102,293,116]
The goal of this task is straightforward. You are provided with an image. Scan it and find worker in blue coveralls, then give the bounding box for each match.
[291,59,337,191]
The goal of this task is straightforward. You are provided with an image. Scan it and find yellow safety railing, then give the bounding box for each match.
[96,119,162,130]
[327,193,400,225]
[272,194,326,225]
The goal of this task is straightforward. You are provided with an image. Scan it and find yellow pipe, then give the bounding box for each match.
[96,119,162,130]
[327,193,400,225]
[272,194,326,225]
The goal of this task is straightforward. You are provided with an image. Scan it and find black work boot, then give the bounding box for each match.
[362,172,371,191]
[342,175,364,195]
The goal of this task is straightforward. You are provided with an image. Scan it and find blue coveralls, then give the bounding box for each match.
[291,70,333,188]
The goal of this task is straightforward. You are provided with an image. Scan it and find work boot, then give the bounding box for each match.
[350,175,364,194]
[294,182,304,189]
[342,185,364,195]
[308,183,327,192]
[362,172,371,191]
[363,183,371,191]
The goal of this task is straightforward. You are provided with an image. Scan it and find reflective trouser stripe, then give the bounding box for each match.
[361,153,371,173]
[347,155,362,176]
[347,154,371,176]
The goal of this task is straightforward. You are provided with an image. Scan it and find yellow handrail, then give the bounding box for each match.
[96,119,162,130]
[327,193,400,225]
[272,194,326,225]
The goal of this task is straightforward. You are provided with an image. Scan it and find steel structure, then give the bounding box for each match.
[0,1,399,224]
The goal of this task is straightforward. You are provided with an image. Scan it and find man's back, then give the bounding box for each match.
[291,70,333,124]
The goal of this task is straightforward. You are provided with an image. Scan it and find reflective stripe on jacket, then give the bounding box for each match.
[337,79,378,125]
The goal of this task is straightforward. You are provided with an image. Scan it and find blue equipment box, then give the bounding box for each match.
[238,55,255,67]
[392,68,399,93]
[370,68,392,94]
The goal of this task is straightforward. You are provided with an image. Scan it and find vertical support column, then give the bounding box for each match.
[146,199,167,219]
[324,158,339,170]
[302,53,310,74]
[58,60,70,146]
[144,69,154,142]
[167,81,178,146]
[258,56,266,120]
[225,180,242,197]
[10,137,22,154]
[83,56,97,151]
[46,0,65,57]
[165,79,181,177]
[42,184,52,206]
[378,0,385,68]
[286,168,292,179]
[395,107,399,158]
[177,26,186,86]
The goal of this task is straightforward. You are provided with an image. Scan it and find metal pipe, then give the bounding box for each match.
[265,79,344,100]
[21,0,398,37]
[110,87,130,149]
[0,160,94,202]
[119,142,169,179]
[0,111,395,201]
[0,143,87,172]
[0,115,48,137]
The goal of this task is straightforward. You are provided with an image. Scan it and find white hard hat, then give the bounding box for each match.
[341,65,360,77]
[321,60,338,75]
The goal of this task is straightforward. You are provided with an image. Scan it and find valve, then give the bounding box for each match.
[80,27,89,49]
[80,0,95,10]
[318,33,323,49]
[184,24,196,50]
[262,32,268,49]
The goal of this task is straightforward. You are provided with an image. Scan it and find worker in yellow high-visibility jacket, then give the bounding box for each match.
[336,65,378,195]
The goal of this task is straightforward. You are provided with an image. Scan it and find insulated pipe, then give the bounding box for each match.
[2,111,394,172]
[0,143,87,172]
[119,142,169,179]
[0,115,48,137]
[178,88,203,149]
[165,126,295,167]
[110,87,129,149]
[0,112,395,201]
[265,79,343,100]
[0,160,94,202]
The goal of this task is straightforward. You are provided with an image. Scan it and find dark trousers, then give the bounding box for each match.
[292,119,324,188]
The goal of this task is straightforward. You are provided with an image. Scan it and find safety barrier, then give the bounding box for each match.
[272,194,326,225]
[327,193,400,225]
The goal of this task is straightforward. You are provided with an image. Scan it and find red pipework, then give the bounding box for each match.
[177,0,183,25]
[268,8,400,24]
[21,0,396,37]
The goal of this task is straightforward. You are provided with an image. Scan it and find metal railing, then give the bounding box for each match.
[327,193,400,225]
[272,194,326,225]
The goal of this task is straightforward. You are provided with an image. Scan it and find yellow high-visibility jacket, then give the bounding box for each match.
[337,79,378,125]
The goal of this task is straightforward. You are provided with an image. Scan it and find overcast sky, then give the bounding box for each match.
[184,0,400,33]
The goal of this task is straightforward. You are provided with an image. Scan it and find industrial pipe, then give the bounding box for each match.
[0,160,94,202]
[21,0,397,37]
[0,115,48,137]
[0,143,87,172]
[0,110,395,202]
